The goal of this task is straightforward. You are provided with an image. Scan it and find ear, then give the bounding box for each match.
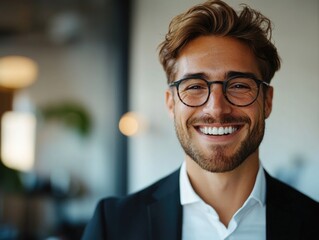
[264,86,273,119]
[165,89,175,119]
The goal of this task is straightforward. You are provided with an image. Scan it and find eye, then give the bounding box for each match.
[180,79,208,92]
[227,78,255,93]
[229,82,251,90]
[186,84,206,90]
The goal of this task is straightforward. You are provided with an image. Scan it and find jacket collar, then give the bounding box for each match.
[147,169,182,240]
[265,171,301,240]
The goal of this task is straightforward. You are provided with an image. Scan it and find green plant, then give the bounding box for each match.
[39,102,92,137]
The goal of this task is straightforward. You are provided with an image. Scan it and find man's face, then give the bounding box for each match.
[166,36,273,173]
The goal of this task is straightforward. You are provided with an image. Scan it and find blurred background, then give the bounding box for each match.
[0,0,318,239]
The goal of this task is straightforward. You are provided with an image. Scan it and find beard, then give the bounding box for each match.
[174,113,265,173]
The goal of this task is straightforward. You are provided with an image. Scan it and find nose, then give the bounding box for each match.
[202,84,232,116]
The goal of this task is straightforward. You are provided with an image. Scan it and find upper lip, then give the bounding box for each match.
[193,123,244,128]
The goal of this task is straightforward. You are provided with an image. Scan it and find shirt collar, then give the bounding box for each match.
[179,161,266,206]
[249,162,266,206]
[180,161,201,205]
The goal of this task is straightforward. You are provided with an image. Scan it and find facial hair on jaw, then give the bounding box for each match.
[174,113,266,173]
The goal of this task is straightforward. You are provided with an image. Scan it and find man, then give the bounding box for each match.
[82,1,319,239]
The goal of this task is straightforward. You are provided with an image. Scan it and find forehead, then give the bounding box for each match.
[175,36,261,80]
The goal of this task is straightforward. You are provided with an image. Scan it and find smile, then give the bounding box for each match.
[199,126,239,136]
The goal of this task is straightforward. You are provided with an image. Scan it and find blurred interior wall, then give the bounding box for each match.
[0,0,131,237]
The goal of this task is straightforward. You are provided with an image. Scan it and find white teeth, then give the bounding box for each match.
[199,126,238,136]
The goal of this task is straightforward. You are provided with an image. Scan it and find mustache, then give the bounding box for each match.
[188,115,251,125]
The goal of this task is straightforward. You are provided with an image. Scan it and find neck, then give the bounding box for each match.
[185,152,259,227]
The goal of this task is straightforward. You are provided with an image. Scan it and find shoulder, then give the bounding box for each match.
[265,171,319,214]
[265,171,319,238]
[100,169,180,224]
[82,169,180,239]
[103,168,180,208]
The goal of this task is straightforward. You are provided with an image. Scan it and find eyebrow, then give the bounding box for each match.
[179,72,209,80]
[227,71,260,80]
[179,71,260,80]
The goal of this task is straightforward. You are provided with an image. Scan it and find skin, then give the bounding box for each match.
[165,36,273,226]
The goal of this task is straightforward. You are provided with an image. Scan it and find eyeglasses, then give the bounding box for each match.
[169,74,269,107]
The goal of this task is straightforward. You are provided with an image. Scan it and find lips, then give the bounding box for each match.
[199,126,238,136]
[189,115,248,137]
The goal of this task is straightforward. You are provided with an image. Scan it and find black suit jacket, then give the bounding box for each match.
[82,169,319,240]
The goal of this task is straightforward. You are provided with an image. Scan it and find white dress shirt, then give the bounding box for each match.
[180,161,266,240]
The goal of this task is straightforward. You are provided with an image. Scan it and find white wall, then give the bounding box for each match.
[129,0,319,200]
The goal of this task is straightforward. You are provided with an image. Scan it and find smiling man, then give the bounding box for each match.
[165,35,272,229]
[82,1,319,239]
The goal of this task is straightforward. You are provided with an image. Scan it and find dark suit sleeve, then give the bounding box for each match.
[82,200,107,240]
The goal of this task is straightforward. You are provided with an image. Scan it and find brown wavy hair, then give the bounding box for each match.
[158,0,281,84]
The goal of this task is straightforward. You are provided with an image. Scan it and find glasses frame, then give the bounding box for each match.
[169,74,270,107]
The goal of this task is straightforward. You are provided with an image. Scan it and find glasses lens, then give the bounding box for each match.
[226,77,259,106]
[178,78,209,107]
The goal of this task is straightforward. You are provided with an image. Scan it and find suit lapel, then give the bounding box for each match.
[265,171,301,240]
[145,168,305,240]
[147,170,182,240]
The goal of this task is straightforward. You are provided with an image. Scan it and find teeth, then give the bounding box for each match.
[200,126,238,136]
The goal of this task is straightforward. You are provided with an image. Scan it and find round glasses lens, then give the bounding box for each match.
[226,77,259,106]
[178,78,209,106]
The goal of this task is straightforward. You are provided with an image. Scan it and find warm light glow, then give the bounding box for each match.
[1,111,36,171]
[119,112,142,136]
[0,56,38,89]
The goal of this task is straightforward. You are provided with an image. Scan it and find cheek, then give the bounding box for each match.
[247,100,265,128]
[174,103,195,127]
[233,98,264,129]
